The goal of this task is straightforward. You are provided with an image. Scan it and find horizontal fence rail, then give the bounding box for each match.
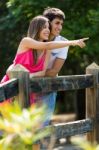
[0,79,18,102]
[53,118,93,138]
[0,74,94,102]
[30,74,94,93]
[42,118,94,139]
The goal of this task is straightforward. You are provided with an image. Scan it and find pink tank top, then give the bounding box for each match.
[1,49,46,83]
[14,49,46,73]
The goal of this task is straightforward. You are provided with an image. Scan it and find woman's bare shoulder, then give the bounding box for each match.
[17,37,30,53]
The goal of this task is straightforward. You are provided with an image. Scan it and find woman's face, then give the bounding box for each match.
[39,21,50,41]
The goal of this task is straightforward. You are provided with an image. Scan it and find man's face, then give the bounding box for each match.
[50,17,63,37]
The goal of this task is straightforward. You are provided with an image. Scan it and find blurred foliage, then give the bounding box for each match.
[0,102,51,149]
[72,137,99,150]
[0,0,99,114]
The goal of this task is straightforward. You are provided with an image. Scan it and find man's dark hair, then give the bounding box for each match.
[43,7,65,22]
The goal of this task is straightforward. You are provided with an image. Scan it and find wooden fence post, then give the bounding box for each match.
[8,64,30,108]
[86,62,99,143]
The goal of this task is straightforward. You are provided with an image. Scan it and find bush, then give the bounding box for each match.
[0,102,51,150]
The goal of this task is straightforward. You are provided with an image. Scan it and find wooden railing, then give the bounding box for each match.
[0,62,99,143]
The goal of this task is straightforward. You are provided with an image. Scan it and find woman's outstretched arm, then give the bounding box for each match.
[18,37,89,53]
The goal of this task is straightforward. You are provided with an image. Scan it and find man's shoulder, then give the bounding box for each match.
[54,35,68,41]
[51,35,69,54]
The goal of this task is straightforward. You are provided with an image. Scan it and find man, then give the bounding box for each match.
[43,7,68,77]
[41,7,69,126]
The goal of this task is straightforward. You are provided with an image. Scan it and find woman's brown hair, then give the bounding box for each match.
[27,16,50,64]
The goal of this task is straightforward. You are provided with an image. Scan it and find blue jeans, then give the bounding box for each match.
[40,92,57,126]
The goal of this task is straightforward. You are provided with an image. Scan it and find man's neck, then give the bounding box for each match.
[49,35,56,41]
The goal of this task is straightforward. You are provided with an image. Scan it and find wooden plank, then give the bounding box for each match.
[0,74,94,101]
[53,118,93,138]
[43,118,94,139]
[30,74,94,93]
[0,85,6,101]
[86,62,99,143]
[0,78,18,102]
[8,64,30,108]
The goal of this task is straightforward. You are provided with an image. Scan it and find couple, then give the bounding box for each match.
[1,8,88,126]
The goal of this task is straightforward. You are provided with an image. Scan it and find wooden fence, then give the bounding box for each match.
[0,62,99,143]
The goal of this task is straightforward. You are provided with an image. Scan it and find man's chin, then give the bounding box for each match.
[54,33,60,36]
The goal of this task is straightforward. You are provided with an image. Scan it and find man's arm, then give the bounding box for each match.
[45,58,65,77]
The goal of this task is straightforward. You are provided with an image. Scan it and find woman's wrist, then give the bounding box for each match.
[68,40,76,46]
